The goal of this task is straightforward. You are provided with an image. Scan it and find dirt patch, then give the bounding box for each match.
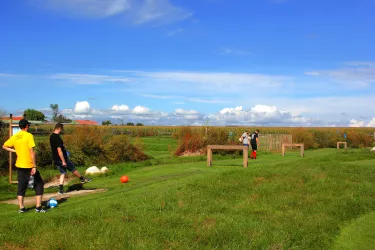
[1,189,108,206]
[180,151,203,157]
[44,175,77,188]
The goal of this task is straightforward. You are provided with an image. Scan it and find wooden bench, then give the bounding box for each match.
[207,145,249,168]
[282,143,304,157]
[337,141,347,149]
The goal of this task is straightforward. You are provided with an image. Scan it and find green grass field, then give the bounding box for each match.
[0,136,374,249]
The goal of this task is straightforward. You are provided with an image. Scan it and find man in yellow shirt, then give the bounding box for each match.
[2,119,46,213]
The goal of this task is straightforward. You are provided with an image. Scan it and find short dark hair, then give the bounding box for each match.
[19,119,31,129]
[54,123,64,130]
[255,129,260,133]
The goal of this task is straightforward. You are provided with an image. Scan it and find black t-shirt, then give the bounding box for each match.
[50,133,67,162]
[250,132,258,144]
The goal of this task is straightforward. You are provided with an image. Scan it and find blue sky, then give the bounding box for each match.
[1,0,374,126]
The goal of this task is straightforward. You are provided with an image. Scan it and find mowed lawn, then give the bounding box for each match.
[0,136,374,249]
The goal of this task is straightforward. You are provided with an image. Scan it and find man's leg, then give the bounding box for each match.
[18,196,24,209]
[72,169,82,178]
[17,168,29,212]
[66,159,91,183]
[34,170,46,212]
[59,173,65,194]
[36,195,42,208]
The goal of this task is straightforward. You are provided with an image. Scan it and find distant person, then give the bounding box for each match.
[240,130,250,147]
[250,129,260,159]
[49,123,92,195]
[2,119,46,213]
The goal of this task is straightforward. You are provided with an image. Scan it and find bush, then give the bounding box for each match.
[174,127,239,156]
[346,130,373,148]
[63,127,149,166]
[291,128,317,149]
[103,135,149,163]
[35,140,53,168]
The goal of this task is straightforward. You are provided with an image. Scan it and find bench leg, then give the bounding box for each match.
[243,149,248,168]
[207,149,212,167]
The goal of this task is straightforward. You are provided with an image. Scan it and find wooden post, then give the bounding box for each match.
[282,143,304,157]
[207,148,212,167]
[243,148,248,168]
[337,142,347,149]
[8,114,12,184]
[207,145,249,168]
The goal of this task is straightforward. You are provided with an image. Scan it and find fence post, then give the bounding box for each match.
[207,147,212,167]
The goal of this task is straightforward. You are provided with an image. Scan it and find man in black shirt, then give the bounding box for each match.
[250,129,260,159]
[50,123,91,194]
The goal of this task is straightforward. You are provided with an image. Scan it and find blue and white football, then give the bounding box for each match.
[47,198,58,208]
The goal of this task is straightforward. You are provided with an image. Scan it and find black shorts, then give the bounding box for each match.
[251,143,258,150]
[17,168,44,196]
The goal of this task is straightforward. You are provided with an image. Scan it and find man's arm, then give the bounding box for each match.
[30,147,37,175]
[2,145,16,153]
[57,147,67,166]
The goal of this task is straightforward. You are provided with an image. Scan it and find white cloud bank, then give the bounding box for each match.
[349,118,375,127]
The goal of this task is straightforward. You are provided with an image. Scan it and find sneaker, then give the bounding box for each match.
[81,177,92,184]
[58,190,65,195]
[19,208,26,213]
[35,207,46,213]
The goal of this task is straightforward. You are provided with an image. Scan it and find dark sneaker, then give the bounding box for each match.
[19,208,26,213]
[35,207,46,213]
[81,177,92,184]
[58,190,65,195]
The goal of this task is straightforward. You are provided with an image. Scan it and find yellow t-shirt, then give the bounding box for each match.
[3,130,36,168]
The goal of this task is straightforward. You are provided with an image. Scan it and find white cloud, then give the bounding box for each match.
[220,106,243,115]
[305,62,375,88]
[127,71,286,92]
[213,104,315,126]
[349,117,375,127]
[304,72,321,76]
[174,109,200,120]
[367,118,375,127]
[33,0,192,25]
[175,109,199,115]
[132,106,150,114]
[349,119,366,127]
[74,101,90,113]
[167,28,184,37]
[52,74,129,85]
[111,104,130,112]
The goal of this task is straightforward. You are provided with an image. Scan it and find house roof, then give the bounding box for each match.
[1,116,23,121]
[74,120,99,125]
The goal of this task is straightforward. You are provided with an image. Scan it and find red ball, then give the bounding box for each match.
[120,175,129,183]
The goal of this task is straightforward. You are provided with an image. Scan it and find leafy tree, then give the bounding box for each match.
[23,109,45,121]
[0,108,6,129]
[102,120,112,125]
[50,104,71,123]
[126,122,134,126]
[136,123,144,126]
[56,114,72,123]
[50,104,59,122]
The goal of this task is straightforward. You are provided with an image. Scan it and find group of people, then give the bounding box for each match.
[2,120,91,213]
[240,129,260,159]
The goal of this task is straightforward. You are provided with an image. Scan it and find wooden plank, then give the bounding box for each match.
[207,145,249,168]
[337,142,347,149]
[207,145,248,150]
[282,143,304,157]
